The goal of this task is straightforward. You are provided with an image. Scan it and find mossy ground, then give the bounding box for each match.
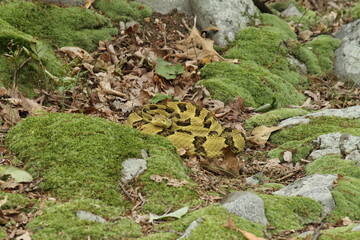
[94,0,152,21]
[261,194,322,232]
[6,113,201,214]
[270,116,360,145]
[151,204,265,240]
[0,1,118,52]
[28,199,143,240]
[198,60,306,108]
[0,18,65,97]
[245,108,310,129]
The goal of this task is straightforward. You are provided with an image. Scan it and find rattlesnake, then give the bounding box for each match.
[126,102,245,158]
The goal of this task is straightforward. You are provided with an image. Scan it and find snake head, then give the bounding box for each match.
[151,115,172,128]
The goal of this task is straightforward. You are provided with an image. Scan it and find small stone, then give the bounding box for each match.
[246,176,260,186]
[221,191,268,225]
[76,210,106,223]
[352,224,360,232]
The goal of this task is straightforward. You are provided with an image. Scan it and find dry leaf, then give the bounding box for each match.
[57,47,93,62]
[84,0,93,9]
[224,217,267,240]
[248,126,283,145]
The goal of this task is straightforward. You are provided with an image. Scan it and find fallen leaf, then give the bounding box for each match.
[0,165,33,183]
[155,58,184,80]
[224,217,267,240]
[149,206,189,223]
[248,126,283,145]
[57,47,93,62]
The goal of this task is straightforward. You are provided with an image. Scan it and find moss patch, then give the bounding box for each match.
[6,113,200,212]
[0,18,65,96]
[0,1,117,52]
[94,0,152,21]
[28,199,142,240]
[245,108,310,129]
[270,116,360,145]
[268,139,314,162]
[318,225,360,240]
[198,61,305,107]
[260,13,297,39]
[261,194,322,232]
[306,155,360,178]
[156,204,265,240]
[328,177,360,222]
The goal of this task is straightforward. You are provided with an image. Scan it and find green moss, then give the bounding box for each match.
[268,139,314,162]
[350,3,360,20]
[0,18,65,96]
[291,43,322,74]
[223,26,306,87]
[328,177,360,222]
[304,35,341,74]
[258,183,284,191]
[260,13,297,39]
[261,194,322,232]
[270,116,360,145]
[319,225,360,240]
[139,232,178,240]
[0,191,37,210]
[6,113,200,212]
[245,108,310,129]
[224,27,291,70]
[268,1,295,12]
[198,61,305,108]
[306,155,360,178]
[0,1,117,52]
[197,77,255,106]
[94,0,152,21]
[28,199,142,240]
[157,204,265,240]
[0,227,6,239]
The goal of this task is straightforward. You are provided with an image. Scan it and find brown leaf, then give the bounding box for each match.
[248,125,283,145]
[224,217,267,240]
[57,47,93,62]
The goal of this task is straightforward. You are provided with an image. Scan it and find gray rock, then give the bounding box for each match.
[121,149,148,183]
[281,3,302,18]
[221,191,268,225]
[76,210,106,223]
[334,19,360,84]
[177,218,203,239]
[346,150,360,165]
[135,0,259,47]
[352,224,360,232]
[134,0,192,15]
[297,231,314,238]
[313,132,342,149]
[287,55,308,75]
[191,0,258,47]
[274,174,337,215]
[246,176,260,186]
[309,148,341,160]
[278,106,360,128]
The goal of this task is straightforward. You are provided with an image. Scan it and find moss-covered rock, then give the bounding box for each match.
[261,194,322,232]
[268,139,314,162]
[270,116,360,145]
[28,199,142,240]
[154,204,265,240]
[0,1,117,52]
[0,18,65,96]
[198,61,306,107]
[6,113,201,213]
[94,0,152,21]
[260,13,297,39]
[318,225,360,240]
[328,177,360,222]
[245,108,310,129]
[306,155,360,178]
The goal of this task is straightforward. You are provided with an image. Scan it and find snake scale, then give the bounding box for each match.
[126,102,246,158]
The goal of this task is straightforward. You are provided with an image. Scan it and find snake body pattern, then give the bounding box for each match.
[126,102,246,158]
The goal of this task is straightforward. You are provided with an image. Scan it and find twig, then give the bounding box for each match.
[119,182,135,203]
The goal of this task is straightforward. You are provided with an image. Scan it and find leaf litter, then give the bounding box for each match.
[0,4,360,239]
